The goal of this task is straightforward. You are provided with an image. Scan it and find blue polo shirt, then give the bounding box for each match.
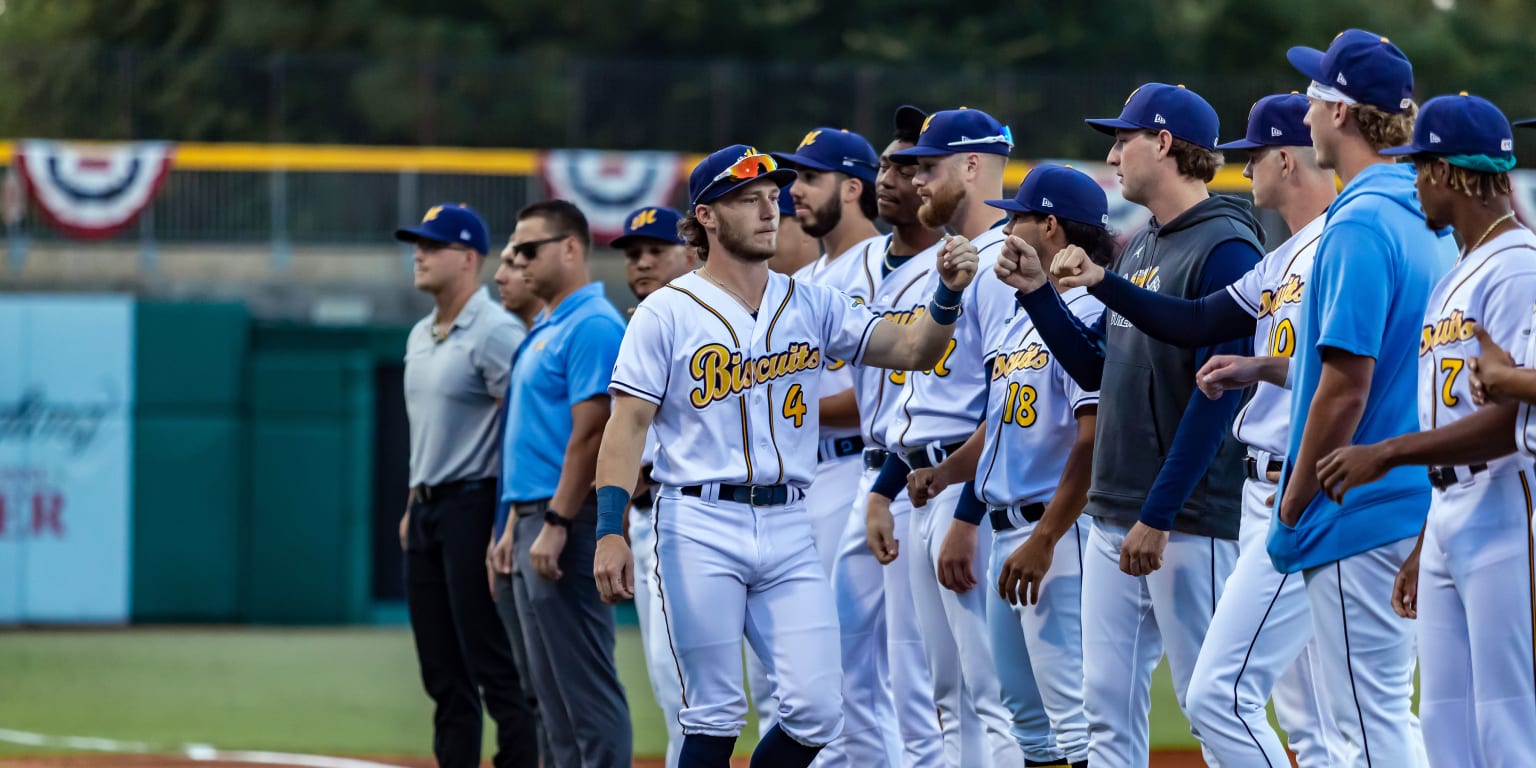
[498,282,625,523]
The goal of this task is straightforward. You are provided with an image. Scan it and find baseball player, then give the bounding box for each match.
[1049,93,1342,766]
[867,106,1040,767]
[771,182,821,276]
[911,164,1116,768]
[1199,30,1455,766]
[771,127,883,572]
[1314,93,1536,767]
[1004,83,1263,766]
[827,105,947,768]
[612,205,698,768]
[591,145,980,768]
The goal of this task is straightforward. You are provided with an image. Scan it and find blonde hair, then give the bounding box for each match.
[1350,101,1417,152]
[1446,165,1512,203]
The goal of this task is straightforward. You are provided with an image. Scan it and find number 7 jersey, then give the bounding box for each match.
[610,270,883,489]
[1421,228,1536,471]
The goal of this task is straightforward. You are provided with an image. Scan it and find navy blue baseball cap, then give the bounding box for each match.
[772,128,879,184]
[395,203,490,255]
[1217,93,1313,150]
[985,164,1109,230]
[1515,119,1536,130]
[1086,83,1221,150]
[610,206,686,250]
[891,108,1013,162]
[1380,93,1514,161]
[894,105,928,139]
[689,144,797,208]
[1288,29,1414,114]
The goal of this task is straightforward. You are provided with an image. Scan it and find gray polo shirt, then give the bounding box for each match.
[404,287,526,487]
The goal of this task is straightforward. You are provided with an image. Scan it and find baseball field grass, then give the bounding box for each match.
[0,626,1205,759]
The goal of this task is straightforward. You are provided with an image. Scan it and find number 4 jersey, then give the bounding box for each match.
[610,270,882,489]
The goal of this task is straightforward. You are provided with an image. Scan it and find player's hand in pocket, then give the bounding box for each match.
[1118,522,1169,576]
[866,493,899,565]
[937,519,979,593]
[1392,535,1424,619]
[593,535,635,604]
[998,533,1055,606]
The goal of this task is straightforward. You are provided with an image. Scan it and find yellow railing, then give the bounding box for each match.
[0,140,1252,192]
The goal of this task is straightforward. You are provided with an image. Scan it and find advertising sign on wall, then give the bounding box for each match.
[0,295,134,622]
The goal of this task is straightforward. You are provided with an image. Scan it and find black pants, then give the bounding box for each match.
[405,481,539,768]
[512,496,633,768]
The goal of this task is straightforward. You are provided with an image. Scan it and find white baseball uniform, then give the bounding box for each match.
[976,286,1104,765]
[630,434,685,768]
[749,235,886,742]
[827,240,945,768]
[1182,215,1343,768]
[1415,228,1536,768]
[609,270,882,745]
[886,226,1041,768]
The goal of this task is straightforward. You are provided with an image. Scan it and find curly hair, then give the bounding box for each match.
[1350,101,1418,152]
[678,214,709,260]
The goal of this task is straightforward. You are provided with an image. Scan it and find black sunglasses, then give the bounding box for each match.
[511,234,572,259]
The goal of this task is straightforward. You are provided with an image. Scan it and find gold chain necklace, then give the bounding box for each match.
[1463,212,1516,259]
[699,268,762,314]
[881,238,900,273]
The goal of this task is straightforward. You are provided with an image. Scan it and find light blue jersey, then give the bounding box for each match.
[1268,163,1457,573]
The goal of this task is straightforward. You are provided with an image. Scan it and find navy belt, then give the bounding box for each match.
[1428,463,1488,490]
[819,435,866,463]
[906,441,968,470]
[1244,456,1285,481]
[863,448,892,471]
[410,477,492,504]
[682,483,793,506]
[988,503,1046,531]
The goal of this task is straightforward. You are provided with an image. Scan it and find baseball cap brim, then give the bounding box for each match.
[983,198,1031,214]
[889,144,955,161]
[1377,144,1423,157]
[770,151,837,174]
[1286,46,1327,84]
[394,226,448,245]
[610,234,678,250]
[1515,119,1536,129]
[895,105,928,135]
[1085,118,1143,136]
[1215,137,1267,150]
[695,168,798,206]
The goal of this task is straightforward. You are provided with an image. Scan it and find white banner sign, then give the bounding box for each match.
[0,295,135,623]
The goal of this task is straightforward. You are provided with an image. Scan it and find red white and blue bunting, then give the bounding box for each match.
[13,141,175,240]
[540,150,681,245]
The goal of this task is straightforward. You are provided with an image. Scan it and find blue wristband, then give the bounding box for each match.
[596,485,630,539]
[929,282,963,325]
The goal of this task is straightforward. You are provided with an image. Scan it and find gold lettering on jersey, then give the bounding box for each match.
[1257,274,1305,319]
[1419,310,1477,357]
[689,342,823,407]
[881,304,928,385]
[991,342,1052,380]
[1129,266,1161,290]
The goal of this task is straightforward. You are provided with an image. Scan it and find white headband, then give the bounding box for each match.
[1306,80,1357,105]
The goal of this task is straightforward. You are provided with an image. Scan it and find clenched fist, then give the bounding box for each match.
[994,235,1049,293]
[1051,245,1106,290]
[938,234,980,292]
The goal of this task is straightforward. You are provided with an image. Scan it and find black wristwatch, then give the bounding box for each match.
[544,510,573,529]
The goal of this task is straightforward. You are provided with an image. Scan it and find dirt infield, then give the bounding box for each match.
[0,752,1215,768]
